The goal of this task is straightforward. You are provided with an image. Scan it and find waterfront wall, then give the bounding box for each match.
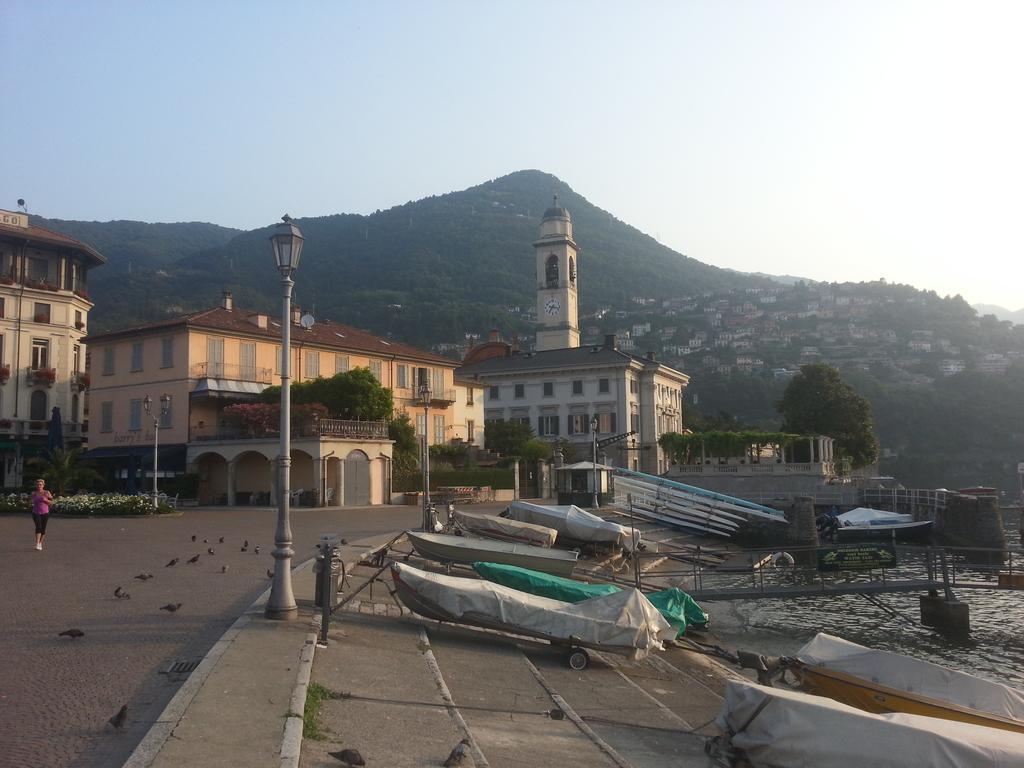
[920,494,1006,550]
[737,496,818,548]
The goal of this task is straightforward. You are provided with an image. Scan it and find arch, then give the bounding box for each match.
[234,450,272,505]
[30,390,47,421]
[568,255,576,285]
[344,450,370,506]
[545,254,558,287]
[289,449,315,504]
[195,453,229,505]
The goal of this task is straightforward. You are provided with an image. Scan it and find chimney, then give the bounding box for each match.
[646,351,657,362]
[221,290,233,311]
[603,334,617,350]
[488,328,501,342]
[292,305,302,325]
[248,313,268,330]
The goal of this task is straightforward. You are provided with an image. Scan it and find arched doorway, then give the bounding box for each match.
[30,390,47,421]
[235,450,272,505]
[195,452,229,505]
[344,450,370,506]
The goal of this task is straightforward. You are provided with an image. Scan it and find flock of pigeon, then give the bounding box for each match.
[56,531,273,733]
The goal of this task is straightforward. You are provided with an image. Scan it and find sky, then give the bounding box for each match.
[2,1,1022,309]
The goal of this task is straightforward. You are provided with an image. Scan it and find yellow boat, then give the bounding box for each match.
[785,633,1024,734]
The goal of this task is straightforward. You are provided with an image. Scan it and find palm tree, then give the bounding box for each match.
[28,448,103,496]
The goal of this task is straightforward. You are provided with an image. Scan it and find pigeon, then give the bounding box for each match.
[207,548,215,555]
[191,534,196,542]
[165,558,179,568]
[240,546,247,553]
[133,573,153,581]
[108,704,128,729]
[187,554,200,564]
[254,545,260,555]
[266,569,273,578]
[218,536,224,544]
[116,591,131,600]
[443,738,471,767]
[340,538,349,545]
[221,565,229,574]
[203,538,209,543]
[114,586,124,598]
[328,749,365,766]
[59,628,85,639]
[160,603,182,612]
[243,539,249,548]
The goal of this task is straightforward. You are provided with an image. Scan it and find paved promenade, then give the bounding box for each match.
[0,504,420,768]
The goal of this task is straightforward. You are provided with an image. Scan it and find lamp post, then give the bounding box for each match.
[142,393,171,508]
[419,378,432,531]
[591,414,600,509]
[266,215,304,621]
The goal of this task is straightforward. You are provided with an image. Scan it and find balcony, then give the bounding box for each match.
[27,367,56,388]
[191,418,389,442]
[392,386,457,407]
[190,362,275,384]
[71,372,90,391]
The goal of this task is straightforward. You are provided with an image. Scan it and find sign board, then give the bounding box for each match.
[818,545,898,572]
[0,210,28,229]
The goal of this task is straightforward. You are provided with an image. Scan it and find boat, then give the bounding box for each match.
[450,509,557,547]
[782,633,1024,734]
[471,561,708,637]
[390,561,673,667]
[405,531,578,576]
[713,680,1024,768]
[835,507,933,542]
[503,500,640,549]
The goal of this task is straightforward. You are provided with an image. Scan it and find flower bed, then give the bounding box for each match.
[0,493,174,516]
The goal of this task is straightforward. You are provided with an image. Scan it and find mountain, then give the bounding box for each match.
[38,171,771,340]
[973,304,1024,325]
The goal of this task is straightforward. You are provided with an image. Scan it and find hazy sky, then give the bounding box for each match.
[3,1,1022,308]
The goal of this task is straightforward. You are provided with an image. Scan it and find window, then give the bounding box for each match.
[538,415,560,436]
[416,412,427,438]
[596,412,616,433]
[466,419,475,442]
[465,387,474,405]
[70,261,84,291]
[103,346,114,375]
[631,413,640,432]
[488,386,500,401]
[73,345,80,374]
[543,382,554,397]
[240,342,256,380]
[514,383,525,399]
[572,380,583,395]
[30,390,47,421]
[0,297,5,319]
[305,350,319,379]
[568,414,590,435]
[599,378,610,393]
[433,415,445,445]
[161,337,174,368]
[370,359,382,381]
[31,339,49,370]
[129,399,142,431]
[629,378,638,394]
[26,256,48,283]
[335,354,349,374]
[207,337,225,377]
[432,368,444,394]
[397,364,408,389]
[0,336,4,368]
[130,342,144,371]
[34,302,51,324]
[160,401,172,428]
[545,254,558,287]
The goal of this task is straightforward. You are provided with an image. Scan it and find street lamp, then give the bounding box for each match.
[419,377,433,531]
[143,393,171,508]
[266,215,304,621]
[591,414,600,509]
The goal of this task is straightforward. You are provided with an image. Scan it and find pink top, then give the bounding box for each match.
[31,491,52,515]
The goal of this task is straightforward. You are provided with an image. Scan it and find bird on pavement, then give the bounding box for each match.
[203,538,209,543]
[133,573,153,581]
[254,545,260,555]
[267,569,273,578]
[327,748,365,766]
[241,546,247,553]
[221,565,229,574]
[114,586,124,598]
[165,558,178,568]
[116,591,131,600]
[108,704,128,729]
[187,554,200,563]
[191,534,196,542]
[243,539,249,548]
[59,628,85,639]
[207,548,215,555]
[218,536,224,544]
[160,602,182,612]
[443,738,471,767]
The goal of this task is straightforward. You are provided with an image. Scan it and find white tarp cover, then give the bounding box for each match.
[392,562,672,657]
[451,509,558,548]
[717,680,1024,768]
[798,633,1024,722]
[505,500,639,549]
[837,507,913,525]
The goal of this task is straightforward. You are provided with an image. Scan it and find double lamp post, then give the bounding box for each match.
[143,393,171,508]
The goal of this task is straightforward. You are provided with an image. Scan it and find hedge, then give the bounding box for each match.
[393,468,515,492]
[0,493,174,516]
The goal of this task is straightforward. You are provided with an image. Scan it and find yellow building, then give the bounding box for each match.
[0,209,104,486]
[85,292,462,506]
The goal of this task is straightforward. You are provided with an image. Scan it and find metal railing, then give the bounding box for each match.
[190,361,275,384]
[191,418,388,442]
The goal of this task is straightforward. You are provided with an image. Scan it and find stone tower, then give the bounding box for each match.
[534,196,580,351]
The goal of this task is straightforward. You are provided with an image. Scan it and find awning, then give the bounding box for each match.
[0,441,18,451]
[82,444,188,470]
[191,378,267,398]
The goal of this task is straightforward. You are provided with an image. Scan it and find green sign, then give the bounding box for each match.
[818,545,898,572]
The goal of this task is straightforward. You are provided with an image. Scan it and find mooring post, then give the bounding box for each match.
[920,548,970,636]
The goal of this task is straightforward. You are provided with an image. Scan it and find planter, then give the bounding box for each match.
[74,289,91,301]
[31,369,56,387]
[74,322,86,330]
[34,314,49,323]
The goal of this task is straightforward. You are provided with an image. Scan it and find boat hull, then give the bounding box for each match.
[836,520,933,542]
[406,531,578,576]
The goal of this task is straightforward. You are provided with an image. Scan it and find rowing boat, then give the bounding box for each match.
[450,509,558,547]
[405,531,578,576]
[503,501,640,549]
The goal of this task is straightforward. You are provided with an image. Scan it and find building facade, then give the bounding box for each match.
[85,293,465,505]
[0,209,103,486]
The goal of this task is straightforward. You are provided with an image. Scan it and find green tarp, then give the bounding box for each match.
[472,561,708,638]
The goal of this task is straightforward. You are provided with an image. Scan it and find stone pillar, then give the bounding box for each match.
[920,594,970,636]
[311,457,323,507]
[227,458,238,506]
[513,461,520,501]
[337,459,345,508]
[790,496,818,547]
[808,437,815,463]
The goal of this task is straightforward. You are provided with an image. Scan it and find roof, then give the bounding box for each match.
[0,221,107,265]
[542,205,570,221]
[458,345,653,375]
[85,305,457,367]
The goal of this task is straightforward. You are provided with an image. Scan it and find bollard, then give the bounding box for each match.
[315,534,341,646]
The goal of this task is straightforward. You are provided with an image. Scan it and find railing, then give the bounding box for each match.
[392,387,457,406]
[190,362,275,384]
[0,419,82,436]
[191,418,389,442]
[26,367,56,387]
[667,461,834,476]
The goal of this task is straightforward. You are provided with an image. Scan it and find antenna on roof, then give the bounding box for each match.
[16,199,27,213]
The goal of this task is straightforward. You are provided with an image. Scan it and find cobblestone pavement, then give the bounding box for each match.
[0,503,422,768]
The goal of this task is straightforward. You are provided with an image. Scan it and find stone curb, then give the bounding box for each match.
[280,626,319,768]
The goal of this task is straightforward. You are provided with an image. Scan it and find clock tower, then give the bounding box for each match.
[535,196,580,351]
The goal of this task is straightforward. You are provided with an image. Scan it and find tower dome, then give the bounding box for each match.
[542,194,570,222]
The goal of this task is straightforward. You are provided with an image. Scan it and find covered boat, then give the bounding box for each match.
[503,500,639,549]
[714,680,1024,768]
[471,561,708,637]
[835,507,933,541]
[786,633,1024,734]
[451,509,557,547]
[390,561,673,664]
[405,531,578,576]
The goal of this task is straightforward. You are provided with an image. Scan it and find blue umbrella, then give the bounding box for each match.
[47,407,64,455]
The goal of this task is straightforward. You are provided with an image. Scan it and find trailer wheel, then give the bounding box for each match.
[566,648,590,671]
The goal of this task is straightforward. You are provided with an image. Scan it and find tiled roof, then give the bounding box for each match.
[85,306,457,367]
[0,222,107,264]
[457,346,637,376]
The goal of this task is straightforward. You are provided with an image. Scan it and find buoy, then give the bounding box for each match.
[771,551,795,567]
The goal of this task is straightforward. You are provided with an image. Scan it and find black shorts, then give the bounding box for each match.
[32,513,49,535]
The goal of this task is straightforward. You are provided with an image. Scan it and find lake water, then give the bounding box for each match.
[704,508,1024,688]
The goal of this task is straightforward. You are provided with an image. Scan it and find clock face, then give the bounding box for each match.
[544,298,561,316]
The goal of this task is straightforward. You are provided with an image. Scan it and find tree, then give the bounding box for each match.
[484,420,536,457]
[388,412,419,485]
[29,448,103,495]
[261,368,393,421]
[777,363,880,469]
[520,439,553,462]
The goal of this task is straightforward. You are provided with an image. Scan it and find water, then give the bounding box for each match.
[704,508,1024,688]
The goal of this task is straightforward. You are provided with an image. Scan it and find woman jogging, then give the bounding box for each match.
[31,478,54,551]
